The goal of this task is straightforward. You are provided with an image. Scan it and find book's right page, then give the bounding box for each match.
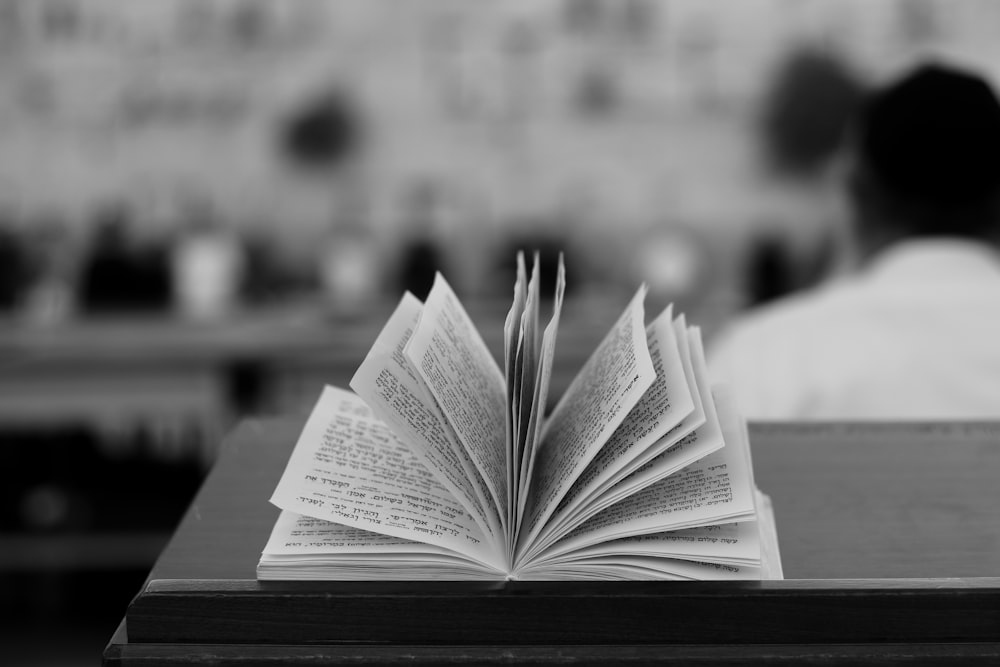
[521,321,724,561]
[516,286,655,561]
[756,489,784,579]
[528,308,702,552]
[568,327,730,525]
[515,520,763,580]
[520,386,759,579]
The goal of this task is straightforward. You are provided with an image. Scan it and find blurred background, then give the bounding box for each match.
[1,0,999,663]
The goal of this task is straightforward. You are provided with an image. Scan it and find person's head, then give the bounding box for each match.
[845,62,1000,259]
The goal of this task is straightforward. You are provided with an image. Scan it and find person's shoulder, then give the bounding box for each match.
[722,279,853,339]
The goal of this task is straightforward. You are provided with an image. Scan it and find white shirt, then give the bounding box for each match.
[709,239,1000,420]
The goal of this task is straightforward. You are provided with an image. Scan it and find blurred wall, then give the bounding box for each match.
[1,0,1000,292]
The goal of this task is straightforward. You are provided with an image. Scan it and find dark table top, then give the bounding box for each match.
[149,418,1000,582]
[107,418,1000,663]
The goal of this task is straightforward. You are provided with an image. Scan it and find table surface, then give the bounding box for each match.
[106,418,1000,664]
[148,418,1000,582]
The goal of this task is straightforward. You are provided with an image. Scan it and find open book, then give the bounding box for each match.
[259,254,782,580]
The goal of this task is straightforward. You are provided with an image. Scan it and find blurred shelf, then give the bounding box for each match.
[0,297,622,421]
[0,532,170,571]
[0,293,724,434]
[0,300,389,361]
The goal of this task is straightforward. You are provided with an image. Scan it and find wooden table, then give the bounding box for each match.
[102,419,1000,665]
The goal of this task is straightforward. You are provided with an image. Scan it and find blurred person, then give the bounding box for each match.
[710,62,1000,420]
[240,222,289,305]
[0,212,27,312]
[394,180,450,301]
[746,46,867,307]
[759,47,866,179]
[78,202,171,314]
[743,232,796,307]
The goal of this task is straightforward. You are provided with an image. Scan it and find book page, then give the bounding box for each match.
[584,316,708,497]
[536,386,756,558]
[534,521,760,566]
[259,513,506,580]
[517,286,655,556]
[513,256,541,522]
[515,556,762,581]
[560,326,727,530]
[405,274,509,531]
[263,511,454,555]
[515,256,566,538]
[519,322,713,562]
[269,386,500,568]
[350,293,501,543]
[757,491,784,579]
[538,305,695,536]
[503,254,528,530]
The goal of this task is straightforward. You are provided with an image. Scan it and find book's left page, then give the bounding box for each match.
[351,293,503,547]
[268,386,504,572]
[258,511,507,580]
[405,274,511,537]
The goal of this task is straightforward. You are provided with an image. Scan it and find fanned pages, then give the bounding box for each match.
[350,293,502,544]
[404,274,510,533]
[260,255,782,580]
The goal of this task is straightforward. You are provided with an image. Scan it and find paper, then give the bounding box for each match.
[264,511,444,554]
[503,254,528,530]
[516,555,761,581]
[541,306,695,533]
[562,326,727,530]
[518,286,655,555]
[535,521,760,566]
[589,316,710,495]
[406,274,510,529]
[513,256,541,518]
[351,293,502,542]
[516,256,566,538]
[542,387,756,556]
[269,386,500,567]
[259,512,506,580]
